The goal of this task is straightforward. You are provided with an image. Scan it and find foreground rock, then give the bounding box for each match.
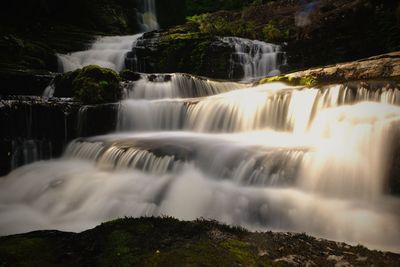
[0,217,399,267]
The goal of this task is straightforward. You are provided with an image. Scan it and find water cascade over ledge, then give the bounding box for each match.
[57,35,143,73]
[2,79,400,252]
[57,0,160,72]
[219,36,285,81]
[122,73,248,99]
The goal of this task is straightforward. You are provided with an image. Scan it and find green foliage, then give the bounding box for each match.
[186,13,257,39]
[220,239,258,265]
[262,22,286,42]
[185,0,255,16]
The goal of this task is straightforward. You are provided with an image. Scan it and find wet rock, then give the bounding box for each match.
[0,96,120,175]
[125,30,236,79]
[0,68,55,96]
[259,51,400,85]
[119,69,141,81]
[54,65,122,104]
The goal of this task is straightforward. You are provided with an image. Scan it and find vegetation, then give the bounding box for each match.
[185,0,265,16]
[0,217,398,267]
[259,75,317,87]
[54,65,121,104]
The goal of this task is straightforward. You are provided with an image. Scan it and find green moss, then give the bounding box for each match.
[0,237,62,267]
[142,239,273,267]
[260,75,317,87]
[185,0,254,16]
[220,239,260,266]
[54,65,121,104]
[99,230,137,267]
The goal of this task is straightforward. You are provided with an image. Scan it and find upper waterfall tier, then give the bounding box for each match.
[122,73,247,99]
[57,34,143,72]
[137,0,159,31]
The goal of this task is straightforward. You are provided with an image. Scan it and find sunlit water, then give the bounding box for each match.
[2,79,400,253]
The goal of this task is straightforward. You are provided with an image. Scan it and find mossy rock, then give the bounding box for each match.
[259,74,317,87]
[54,65,121,104]
[119,69,141,81]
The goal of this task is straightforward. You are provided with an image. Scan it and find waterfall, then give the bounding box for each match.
[56,0,160,73]
[4,25,400,253]
[4,78,400,253]
[122,73,247,99]
[137,0,159,31]
[219,37,284,81]
[117,83,400,133]
[63,133,306,186]
[57,35,143,72]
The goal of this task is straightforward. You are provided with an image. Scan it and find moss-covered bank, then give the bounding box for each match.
[0,217,399,267]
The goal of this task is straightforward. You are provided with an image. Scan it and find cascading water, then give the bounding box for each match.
[137,0,159,31]
[122,73,247,99]
[220,37,285,81]
[57,34,143,72]
[3,0,400,251]
[2,78,400,252]
[57,0,159,73]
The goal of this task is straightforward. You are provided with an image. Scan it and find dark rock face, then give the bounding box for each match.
[0,69,55,97]
[0,97,80,175]
[0,217,399,266]
[0,97,119,175]
[283,0,400,71]
[77,104,119,138]
[125,30,236,79]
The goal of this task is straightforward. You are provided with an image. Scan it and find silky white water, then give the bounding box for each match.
[2,79,400,252]
[122,73,247,99]
[220,36,284,81]
[57,34,143,72]
[56,0,159,72]
[137,0,159,31]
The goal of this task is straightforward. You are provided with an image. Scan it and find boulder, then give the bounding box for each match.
[54,65,122,104]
